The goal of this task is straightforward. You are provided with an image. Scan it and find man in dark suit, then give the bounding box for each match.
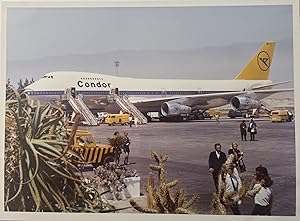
[209,143,227,191]
[240,120,247,141]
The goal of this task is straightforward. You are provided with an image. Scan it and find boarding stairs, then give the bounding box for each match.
[68,96,98,126]
[114,95,148,124]
[249,102,272,118]
[260,102,272,114]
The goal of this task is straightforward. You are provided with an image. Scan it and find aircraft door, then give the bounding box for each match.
[161,88,166,97]
[111,88,119,95]
[71,87,76,98]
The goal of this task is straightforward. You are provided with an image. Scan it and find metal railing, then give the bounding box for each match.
[69,96,98,126]
[114,95,147,124]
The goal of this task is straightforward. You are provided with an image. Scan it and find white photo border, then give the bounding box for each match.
[0,0,299,220]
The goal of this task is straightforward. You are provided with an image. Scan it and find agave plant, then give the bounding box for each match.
[4,87,114,212]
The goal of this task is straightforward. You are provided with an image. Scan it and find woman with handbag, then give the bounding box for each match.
[248,118,258,141]
[228,143,246,173]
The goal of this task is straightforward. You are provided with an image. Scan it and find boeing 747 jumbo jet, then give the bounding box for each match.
[25,42,292,120]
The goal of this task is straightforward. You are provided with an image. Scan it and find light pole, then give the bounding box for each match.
[114,60,120,76]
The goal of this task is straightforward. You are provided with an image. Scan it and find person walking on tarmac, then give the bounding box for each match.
[129,114,133,127]
[134,116,138,127]
[122,132,131,165]
[209,143,227,191]
[248,118,258,141]
[215,113,220,123]
[228,142,246,173]
[111,131,122,165]
[240,120,247,141]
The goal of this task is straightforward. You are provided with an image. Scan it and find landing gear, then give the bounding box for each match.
[189,110,210,120]
[159,115,187,122]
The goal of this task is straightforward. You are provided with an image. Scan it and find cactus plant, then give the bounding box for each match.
[130,151,198,214]
[210,154,260,215]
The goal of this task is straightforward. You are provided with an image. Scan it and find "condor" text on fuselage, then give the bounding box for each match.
[77,80,111,88]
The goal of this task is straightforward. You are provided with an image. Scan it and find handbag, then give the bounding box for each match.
[238,159,246,173]
[247,127,251,132]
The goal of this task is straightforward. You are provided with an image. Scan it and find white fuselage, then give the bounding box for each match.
[25,71,271,113]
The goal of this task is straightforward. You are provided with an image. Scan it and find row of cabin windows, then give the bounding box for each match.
[120,91,200,95]
[27,90,215,96]
[80,77,103,80]
[42,76,104,80]
[27,91,109,96]
[27,91,62,95]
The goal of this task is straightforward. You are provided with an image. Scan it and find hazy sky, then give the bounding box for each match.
[7,5,293,61]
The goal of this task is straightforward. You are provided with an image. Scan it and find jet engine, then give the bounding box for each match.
[161,102,192,117]
[230,95,261,110]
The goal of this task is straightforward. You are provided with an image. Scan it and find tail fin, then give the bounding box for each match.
[234,42,276,80]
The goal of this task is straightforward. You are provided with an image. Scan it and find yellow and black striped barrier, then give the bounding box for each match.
[73,145,115,165]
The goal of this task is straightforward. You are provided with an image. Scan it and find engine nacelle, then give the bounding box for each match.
[230,95,261,110]
[161,102,192,117]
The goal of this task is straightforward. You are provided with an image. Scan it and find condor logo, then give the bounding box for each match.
[77,80,111,88]
[257,51,270,71]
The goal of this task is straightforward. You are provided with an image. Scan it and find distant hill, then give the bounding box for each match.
[6,39,293,85]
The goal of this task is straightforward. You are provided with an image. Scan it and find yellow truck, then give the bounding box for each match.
[68,129,115,167]
[270,110,290,123]
[105,113,130,126]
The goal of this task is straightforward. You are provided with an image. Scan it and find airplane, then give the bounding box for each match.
[24,41,293,120]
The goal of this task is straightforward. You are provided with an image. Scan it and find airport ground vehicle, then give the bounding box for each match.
[146,112,161,121]
[190,111,212,120]
[227,109,250,118]
[207,109,221,118]
[198,111,213,120]
[271,110,293,123]
[105,114,130,126]
[228,109,243,118]
[68,129,115,166]
[96,112,109,123]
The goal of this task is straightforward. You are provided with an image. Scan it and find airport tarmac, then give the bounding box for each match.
[81,118,296,216]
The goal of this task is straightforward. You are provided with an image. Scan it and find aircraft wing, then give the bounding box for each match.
[249,88,294,99]
[133,91,245,111]
[251,80,293,90]
[133,88,293,112]
[248,88,293,95]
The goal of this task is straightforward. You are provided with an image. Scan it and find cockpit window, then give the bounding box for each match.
[42,75,54,79]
